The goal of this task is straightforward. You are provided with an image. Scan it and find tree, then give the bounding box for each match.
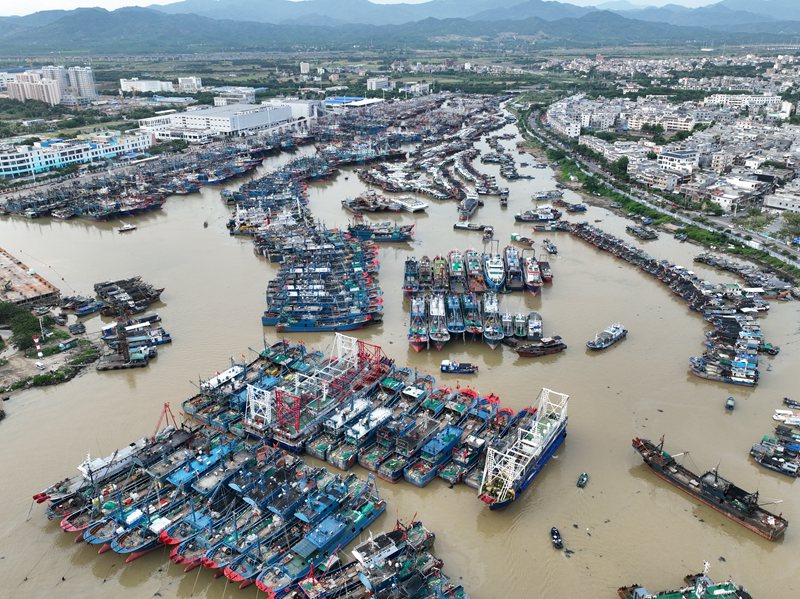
[647,151,657,160]
[609,156,629,181]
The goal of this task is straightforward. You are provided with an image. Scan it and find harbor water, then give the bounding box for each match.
[0,125,798,598]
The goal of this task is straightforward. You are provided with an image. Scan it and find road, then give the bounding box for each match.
[523,111,800,271]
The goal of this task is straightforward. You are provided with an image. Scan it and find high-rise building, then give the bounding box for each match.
[67,67,97,100]
[300,62,310,75]
[40,65,68,94]
[7,73,62,106]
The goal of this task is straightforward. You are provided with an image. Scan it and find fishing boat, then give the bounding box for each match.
[403,257,419,296]
[418,256,433,290]
[453,222,485,231]
[515,207,562,223]
[118,222,137,233]
[538,260,553,283]
[503,246,524,291]
[408,296,429,352]
[465,249,487,293]
[482,293,503,349]
[632,437,788,540]
[328,407,394,471]
[543,239,558,255]
[586,324,627,350]
[461,293,483,337]
[440,360,478,375]
[393,195,429,212]
[522,255,542,296]
[479,388,569,510]
[378,415,440,483]
[618,563,750,599]
[347,220,414,242]
[404,424,464,487]
[254,480,386,595]
[527,311,543,341]
[448,251,467,294]
[432,256,449,292]
[513,314,527,338]
[445,293,466,336]
[501,313,514,338]
[428,295,450,351]
[483,253,506,292]
[515,336,567,357]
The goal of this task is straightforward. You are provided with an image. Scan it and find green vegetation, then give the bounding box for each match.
[0,302,52,351]
[149,139,190,155]
[779,213,800,240]
[733,210,776,232]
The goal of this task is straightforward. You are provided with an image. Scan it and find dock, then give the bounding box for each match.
[0,247,60,307]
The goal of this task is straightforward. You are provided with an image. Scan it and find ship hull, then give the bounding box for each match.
[487,426,566,511]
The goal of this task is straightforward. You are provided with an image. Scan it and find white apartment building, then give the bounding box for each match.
[178,77,202,93]
[704,94,783,110]
[366,77,393,92]
[0,132,153,179]
[300,62,310,75]
[67,67,97,100]
[7,73,62,106]
[658,150,700,175]
[120,78,175,93]
[213,87,257,106]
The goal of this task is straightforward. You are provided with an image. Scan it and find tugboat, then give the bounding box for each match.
[441,360,478,375]
[632,437,788,541]
[550,527,563,549]
[586,323,627,350]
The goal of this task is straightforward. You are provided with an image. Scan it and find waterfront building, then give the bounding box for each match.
[0,132,154,179]
[137,103,295,141]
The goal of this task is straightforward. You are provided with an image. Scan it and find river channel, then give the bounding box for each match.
[0,122,798,598]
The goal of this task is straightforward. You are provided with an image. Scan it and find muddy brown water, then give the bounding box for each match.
[0,125,798,598]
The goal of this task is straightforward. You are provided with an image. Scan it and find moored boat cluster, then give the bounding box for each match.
[404,247,562,355]
[564,222,782,386]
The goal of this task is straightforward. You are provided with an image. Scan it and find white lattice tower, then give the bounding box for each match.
[245,384,274,431]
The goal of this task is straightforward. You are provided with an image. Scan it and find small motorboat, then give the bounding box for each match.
[118,222,137,233]
[543,239,558,255]
[440,360,478,375]
[203,221,208,228]
[576,472,589,488]
[725,397,735,411]
[482,226,494,241]
[550,527,563,549]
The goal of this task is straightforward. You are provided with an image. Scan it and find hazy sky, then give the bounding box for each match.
[0,0,718,18]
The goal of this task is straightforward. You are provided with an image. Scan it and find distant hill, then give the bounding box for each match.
[614,4,775,28]
[0,5,797,55]
[468,0,595,22]
[718,0,800,22]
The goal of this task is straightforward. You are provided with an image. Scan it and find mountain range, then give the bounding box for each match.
[0,0,798,55]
